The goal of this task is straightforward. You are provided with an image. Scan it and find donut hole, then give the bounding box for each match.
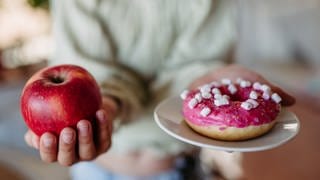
[220,86,252,102]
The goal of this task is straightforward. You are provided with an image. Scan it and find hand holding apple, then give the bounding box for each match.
[21,66,118,166]
[21,64,102,136]
[24,107,114,166]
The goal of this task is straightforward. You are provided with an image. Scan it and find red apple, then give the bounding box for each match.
[20,64,102,136]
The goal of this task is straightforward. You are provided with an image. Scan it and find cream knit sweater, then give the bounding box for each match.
[50,0,235,156]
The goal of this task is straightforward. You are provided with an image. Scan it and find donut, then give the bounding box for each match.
[180,78,282,141]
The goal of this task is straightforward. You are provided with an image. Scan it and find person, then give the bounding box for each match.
[24,0,296,179]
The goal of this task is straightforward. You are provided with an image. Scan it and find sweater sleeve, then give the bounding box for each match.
[155,0,236,97]
[50,0,149,123]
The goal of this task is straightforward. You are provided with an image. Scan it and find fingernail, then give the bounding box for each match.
[62,132,74,144]
[78,123,89,136]
[43,137,54,148]
[97,110,107,123]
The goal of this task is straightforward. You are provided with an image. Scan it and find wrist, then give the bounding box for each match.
[102,96,120,121]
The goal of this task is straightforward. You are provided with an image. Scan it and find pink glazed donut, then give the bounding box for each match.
[180,78,282,141]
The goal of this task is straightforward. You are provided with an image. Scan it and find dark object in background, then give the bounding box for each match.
[27,0,49,9]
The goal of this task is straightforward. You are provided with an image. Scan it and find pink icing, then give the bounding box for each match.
[182,84,280,128]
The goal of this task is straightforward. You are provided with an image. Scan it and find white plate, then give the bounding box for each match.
[154,97,300,152]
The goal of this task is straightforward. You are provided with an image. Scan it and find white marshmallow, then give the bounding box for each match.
[200,84,211,93]
[214,94,222,99]
[253,82,262,90]
[222,95,230,100]
[210,81,221,87]
[271,93,282,103]
[262,92,270,100]
[214,98,229,106]
[241,102,253,110]
[212,88,221,95]
[261,84,271,92]
[195,93,202,102]
[201,92,212,99]
[228,84,237,94]
[240,80,251,88]
[180,90,189,100]
[214,99,220,106]
[249,91,258,99]
[236,78,244,84]
[246,99,259,108]
[188,98,198,109]
[200,107,211,117]
[221,78,232,85]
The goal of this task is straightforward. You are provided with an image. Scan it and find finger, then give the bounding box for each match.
[39,132,57,163]
[24,130,40,149]
[77,120,96,161]
[58,127,76,166]
[96,110,112,154]
[30,131,40,149]
[24,130,33,147]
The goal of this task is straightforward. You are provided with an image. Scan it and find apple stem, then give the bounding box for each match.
[50,76,64,84]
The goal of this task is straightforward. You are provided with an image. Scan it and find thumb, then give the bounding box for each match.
[269,83,295,106]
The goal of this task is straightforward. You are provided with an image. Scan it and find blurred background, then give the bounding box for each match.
[0,0,319,179]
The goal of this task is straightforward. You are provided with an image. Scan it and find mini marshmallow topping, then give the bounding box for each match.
[236,78,244,84]
[200,107,211,117]
[188,98,198,109]
[246,99,259,108]
[228,84,237,94]
[212,88,221,95]
[214,94,222,99]
[261,84,271,93]
[222,95,230,100]
[214,94,229,100]
[200,84,211,93]
[240,80,251,88]
[180,90,189,100]
[210,81,221,87]
[262,92,270,100]
[201,92,212,99]
[195,93,202,102]
[183,79,282,111]
[249,91,258,99]
[271,93,282,103]
[221,78,232,85]
[253,82,262,90]
[241,101,253,110]
[214,97,229,106]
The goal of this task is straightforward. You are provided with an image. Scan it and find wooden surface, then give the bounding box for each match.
[0,163,24,180]
[242,95,320,179]
[0,147,69,180]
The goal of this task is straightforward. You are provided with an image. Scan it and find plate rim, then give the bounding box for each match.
[154,96,300,152]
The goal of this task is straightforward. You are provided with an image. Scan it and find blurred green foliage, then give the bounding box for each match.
[27,0,49,9]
